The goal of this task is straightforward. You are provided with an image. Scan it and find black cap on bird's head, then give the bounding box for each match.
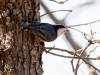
[53,25,66,37]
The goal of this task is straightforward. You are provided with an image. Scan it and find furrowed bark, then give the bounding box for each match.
[0,0,43,75]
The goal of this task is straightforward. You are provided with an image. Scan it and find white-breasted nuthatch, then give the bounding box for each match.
[22,21,66,42]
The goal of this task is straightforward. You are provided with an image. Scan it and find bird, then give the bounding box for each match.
[22,21,66,42]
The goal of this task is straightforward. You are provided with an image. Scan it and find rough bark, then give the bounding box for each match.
[0,0,43,75]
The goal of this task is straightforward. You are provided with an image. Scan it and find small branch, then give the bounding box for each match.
[74,42,91,75]
[68,27,89,36]
[49,0,68,4]
[45,47,99,60]
[45,47,75,55]
[71,53,77,72]
[66,19,100,27]
[79,45,100,66]
[40,10,72,17]
[44,47,100,73]
[45,49,99,60]
[67,27,100,44]
[75,26,96,75]
[71,59,75,72]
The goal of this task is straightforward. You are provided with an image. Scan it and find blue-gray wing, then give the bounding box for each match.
[23,23,57,42]
[38,23,57,41]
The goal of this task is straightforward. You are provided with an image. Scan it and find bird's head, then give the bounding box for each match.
[53,25,66,37]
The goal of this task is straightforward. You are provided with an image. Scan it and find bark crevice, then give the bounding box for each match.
[0,0,43,75]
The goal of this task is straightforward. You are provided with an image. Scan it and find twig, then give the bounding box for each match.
[75,42,91,75]
[47,45,55,52]
[49,0,68,4]
[79,45,100,66]
[66,19,100,27]
[68,27,94,41]
[45,47,99,60]
[82,58,100,73]
[71,53,76,72]
[67,27,100,44]
[45,47,75,55]
[68,27,89,36]
[40,10,72,17]
[45,49,99,60]
[71,59,75,72]
[75,26,95,75]
[45,47,100,72]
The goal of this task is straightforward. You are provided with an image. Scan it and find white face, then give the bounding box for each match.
[57,28,66,37]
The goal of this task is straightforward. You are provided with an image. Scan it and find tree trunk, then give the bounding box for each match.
[0,0,43,75]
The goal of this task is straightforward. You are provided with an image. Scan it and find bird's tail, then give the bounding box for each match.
[22,22,36,31]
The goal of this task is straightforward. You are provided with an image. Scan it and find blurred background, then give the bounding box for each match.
[40,0,100,75]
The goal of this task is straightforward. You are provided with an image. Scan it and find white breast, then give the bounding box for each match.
[57,28,66,37]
